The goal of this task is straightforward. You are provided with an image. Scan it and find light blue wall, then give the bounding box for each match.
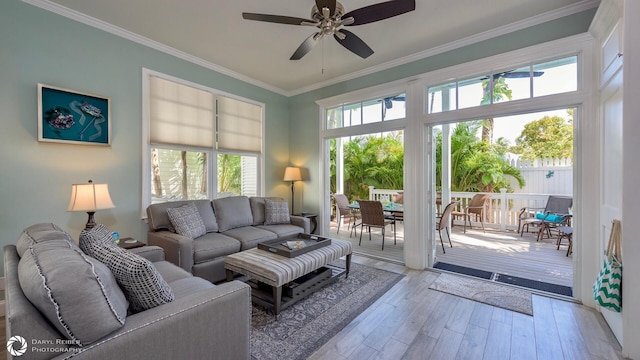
[0,0,289,271]
[288,9,597,215]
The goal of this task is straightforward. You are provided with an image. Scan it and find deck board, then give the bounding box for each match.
[329,220,573,288]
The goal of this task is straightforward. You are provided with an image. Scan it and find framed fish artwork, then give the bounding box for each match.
[37,83,111,145]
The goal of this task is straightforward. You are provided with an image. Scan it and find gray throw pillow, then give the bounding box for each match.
[213,196,254,231]
[264,198,291,225]
[18,239,128,346]
[80,225,175,313]
[166,203,207,239]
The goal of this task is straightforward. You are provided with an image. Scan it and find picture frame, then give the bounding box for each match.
[37,83,111,145]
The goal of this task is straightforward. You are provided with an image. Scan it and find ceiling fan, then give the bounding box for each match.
[242,0,416,60]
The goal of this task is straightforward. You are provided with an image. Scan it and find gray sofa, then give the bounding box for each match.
[147,196,310,283]
[5,223,251,360]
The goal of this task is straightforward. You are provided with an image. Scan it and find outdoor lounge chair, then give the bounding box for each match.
[518,195,573,241]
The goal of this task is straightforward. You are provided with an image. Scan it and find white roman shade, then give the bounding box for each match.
[217,96,262,153]
[149,76,214,148]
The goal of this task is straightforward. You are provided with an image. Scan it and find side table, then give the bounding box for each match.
[295,213,318,234]
[117,237,146,250]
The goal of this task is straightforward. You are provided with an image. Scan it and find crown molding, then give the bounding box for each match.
[21,0,290,96]
[24,0,600,98]
[289,0,601,96]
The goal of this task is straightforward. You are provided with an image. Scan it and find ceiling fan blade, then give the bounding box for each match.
[343,0,415,26]
[315,0,337,16]
[334,29,374,59]
[242,13,315,25]
[290,33,322,60]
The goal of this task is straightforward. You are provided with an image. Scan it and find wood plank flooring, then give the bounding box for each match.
[309,256,622,360]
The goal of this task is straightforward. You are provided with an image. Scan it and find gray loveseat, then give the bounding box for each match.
[147,196,310,283]
[5,223,251,359]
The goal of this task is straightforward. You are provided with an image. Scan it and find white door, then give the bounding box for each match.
[599,67,623,343]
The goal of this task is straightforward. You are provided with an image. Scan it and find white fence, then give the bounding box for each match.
[369,186,571,232]
[509,157,573,195]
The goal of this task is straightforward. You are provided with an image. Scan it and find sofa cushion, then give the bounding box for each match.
[221,226,277,250]
[169,277,216,299]
[264,198,291,225]
[18,239,128,346]
[16,222,79,257]
[80,225,175,313]
[249,197,283,225]
[166,203,207,239]
[193,233,242,264]
[257,224,303,239]
[152,260,193,283]
[147,200,218,233]
[213,196,254,232]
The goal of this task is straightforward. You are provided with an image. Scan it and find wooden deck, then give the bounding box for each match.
[328,220,573,289]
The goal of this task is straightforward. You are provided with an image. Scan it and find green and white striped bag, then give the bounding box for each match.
[593,220,622,312]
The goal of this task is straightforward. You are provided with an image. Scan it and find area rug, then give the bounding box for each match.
[429,272,533,316]
[250,261,404,360]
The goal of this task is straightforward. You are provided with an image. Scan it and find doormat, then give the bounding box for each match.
[433,262,494,279]
[429,272,533,315]
[250,261,404,360]
[494,273,573,297]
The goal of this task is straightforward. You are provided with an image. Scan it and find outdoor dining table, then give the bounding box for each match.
[349,201,404,216]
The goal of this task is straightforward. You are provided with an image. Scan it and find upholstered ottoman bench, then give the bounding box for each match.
[224,238,352,315]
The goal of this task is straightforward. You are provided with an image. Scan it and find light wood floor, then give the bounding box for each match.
[329,221,573,287]
[309,255,622,360]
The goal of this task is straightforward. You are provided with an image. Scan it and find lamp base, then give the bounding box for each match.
[85,211,97,230]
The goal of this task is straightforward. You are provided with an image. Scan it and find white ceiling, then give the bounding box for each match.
[35,0,597,96]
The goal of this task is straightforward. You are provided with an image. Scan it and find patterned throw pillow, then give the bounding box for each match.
[264,198,291,225]
[166,203,207,239]
[80,224,175,313]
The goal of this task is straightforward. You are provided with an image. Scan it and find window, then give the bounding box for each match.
[428,56,578,113]
[326,93,406,129]
[143,72,263,209]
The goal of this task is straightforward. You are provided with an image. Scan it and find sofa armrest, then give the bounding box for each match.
[290,215,311,233]
[129,245,165,262]
[147,231,195,273]
[58,281,251,360]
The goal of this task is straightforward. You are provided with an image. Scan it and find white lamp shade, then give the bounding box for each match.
[68,181,115,212]
[283,167,302,182]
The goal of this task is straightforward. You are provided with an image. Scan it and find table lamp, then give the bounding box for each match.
[283,167,302,215]
[68,180,115,230]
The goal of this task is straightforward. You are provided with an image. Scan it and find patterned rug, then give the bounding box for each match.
[250,261,404,360]
[429,272,533,316]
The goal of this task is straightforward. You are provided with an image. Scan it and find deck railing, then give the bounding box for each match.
[368,186,570,231]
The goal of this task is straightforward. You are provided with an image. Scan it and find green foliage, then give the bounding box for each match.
[218,154,241,194]
[435,121,525,192]
[510,115,573,160]
[330,133,404,201]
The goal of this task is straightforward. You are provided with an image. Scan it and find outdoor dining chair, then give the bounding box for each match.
[357,200,396,250]
[451,193,491,233]
[331,193,359,237]
[436,201,458,253]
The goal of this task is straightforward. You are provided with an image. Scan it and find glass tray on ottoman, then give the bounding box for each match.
[257,233,332,258]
